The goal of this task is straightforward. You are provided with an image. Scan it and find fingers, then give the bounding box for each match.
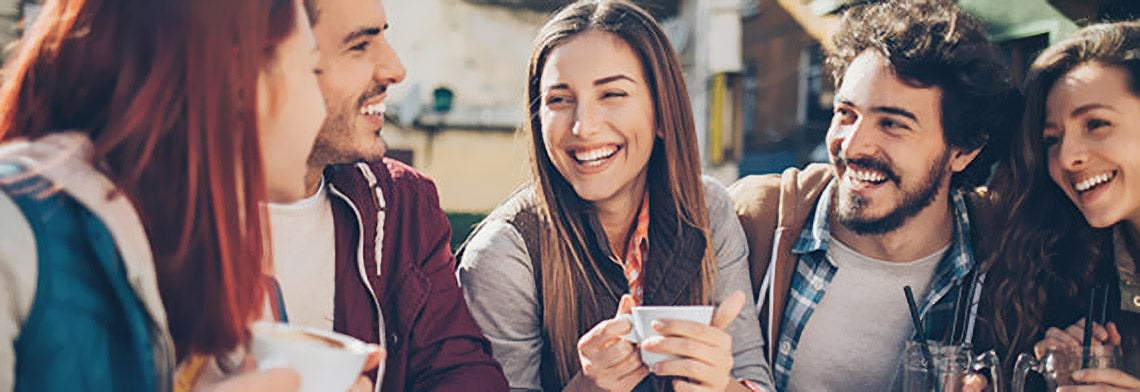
[617,294,634,316]
[361,345,385,373]
[1106,322,1122,346]
[653,358,718,386]
[650,320,732,348]
[640,335,726,368]
[1064,319,1111,345]
[961,374,988,392]
[711,291,746,330]
[1072,368,1140,389]
[1037,327,1082,357]
[347,376,373,392]
[578,318,634,363]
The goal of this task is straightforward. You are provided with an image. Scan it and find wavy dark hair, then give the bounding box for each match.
[826,0,1020,189]
[524,0,715,385]
[985,20,1140,362]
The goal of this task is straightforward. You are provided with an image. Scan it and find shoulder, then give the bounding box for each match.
[727,164,832,218]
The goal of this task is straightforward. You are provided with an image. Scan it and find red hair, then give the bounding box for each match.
[0,0,298,358]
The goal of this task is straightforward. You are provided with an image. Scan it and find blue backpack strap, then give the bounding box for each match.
[0,161,159,392]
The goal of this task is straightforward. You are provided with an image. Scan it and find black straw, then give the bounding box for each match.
[905,286,941,392]
[1082,286,1098,368]
[1098,283,1110,326]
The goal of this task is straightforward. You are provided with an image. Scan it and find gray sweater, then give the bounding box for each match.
[457,176,774,391]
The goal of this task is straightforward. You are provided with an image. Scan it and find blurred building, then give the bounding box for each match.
[381,0,751,214]
[737,0,1140,177]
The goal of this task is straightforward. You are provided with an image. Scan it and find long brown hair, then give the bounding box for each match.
[524,0,716,383]
[0,0,299,358]
[985,20,1140,361]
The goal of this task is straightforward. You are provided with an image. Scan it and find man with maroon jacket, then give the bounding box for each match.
[265,0,508,390]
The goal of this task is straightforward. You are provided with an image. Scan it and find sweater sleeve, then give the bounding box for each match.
[704,177,776,390]
[0,190,37,392]
[456,218,544,392]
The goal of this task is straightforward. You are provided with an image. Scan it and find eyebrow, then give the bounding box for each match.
[594,74,636,86]
[342,24,386,46]
[1070,103,1114,118]
[543,74,637,92]
[837,99,920,123]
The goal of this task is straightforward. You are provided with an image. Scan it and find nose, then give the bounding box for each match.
[1056,132,1089,172]
[828,115,875,161]
[373,40,407,86]
[570,101,600,138]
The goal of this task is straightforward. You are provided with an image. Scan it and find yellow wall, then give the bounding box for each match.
[383,125,531,213]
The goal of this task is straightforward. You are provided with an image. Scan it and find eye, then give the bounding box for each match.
[349,41,370,52]
[1041,134,1059,147]
[544,94,573,107]
[1086,118,1111,130]
[879,118,910,131]
[832,107,855,124]
[601,91,628,99]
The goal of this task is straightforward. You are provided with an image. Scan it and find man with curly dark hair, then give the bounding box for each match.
[728,0,1020,390]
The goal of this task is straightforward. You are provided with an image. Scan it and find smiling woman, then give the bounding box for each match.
[456,1,773,391]
[984,20,1140,388]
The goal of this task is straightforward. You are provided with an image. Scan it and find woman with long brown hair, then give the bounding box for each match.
[0,0,325,389]
[457,1,772,391]
[982,20,1140,390]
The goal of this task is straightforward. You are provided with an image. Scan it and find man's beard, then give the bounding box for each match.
[833,148,951,235]
[306,92,388,168]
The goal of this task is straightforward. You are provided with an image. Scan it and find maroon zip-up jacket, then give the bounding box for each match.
[324,159,507,391]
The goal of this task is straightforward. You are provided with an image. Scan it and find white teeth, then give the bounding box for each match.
[573,146,618,163]
[359,102,386,116]
[848,169,886,183]
[1075,171,1115,192]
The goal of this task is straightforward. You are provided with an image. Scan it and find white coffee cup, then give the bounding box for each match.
[250,321,380,392]
[618,305,714,368]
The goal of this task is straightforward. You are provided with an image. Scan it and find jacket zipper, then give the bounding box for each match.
[328,180,386,392]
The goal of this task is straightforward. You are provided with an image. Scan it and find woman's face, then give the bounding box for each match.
[1044,62,1140,228]
[538,30,657,207]
[257,0,326,202]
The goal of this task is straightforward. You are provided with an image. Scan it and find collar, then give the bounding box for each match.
[792,181,978,274]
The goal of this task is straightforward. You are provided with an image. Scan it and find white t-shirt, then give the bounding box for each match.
[786,237,948,392]
[267,178,336,330]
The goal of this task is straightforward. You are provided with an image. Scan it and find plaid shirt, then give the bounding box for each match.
[772,181,984,390]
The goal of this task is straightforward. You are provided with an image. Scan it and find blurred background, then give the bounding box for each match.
[4,0,1138,248]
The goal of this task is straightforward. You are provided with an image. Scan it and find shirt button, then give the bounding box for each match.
[1132,295,1140,307]
[779,340,792,354]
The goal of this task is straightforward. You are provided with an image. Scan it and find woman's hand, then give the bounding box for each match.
[347,345,386,392]
[577,294,650,392]
[641,291,747,392]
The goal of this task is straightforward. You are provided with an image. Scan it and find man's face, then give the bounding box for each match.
[826,50,977,235]
[308,0,406,167]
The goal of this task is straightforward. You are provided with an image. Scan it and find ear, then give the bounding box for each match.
[949,145,983,174]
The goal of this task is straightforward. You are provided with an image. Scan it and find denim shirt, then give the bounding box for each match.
[772,181,985,390]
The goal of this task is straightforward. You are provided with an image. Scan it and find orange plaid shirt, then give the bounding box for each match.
[622,195,650,305]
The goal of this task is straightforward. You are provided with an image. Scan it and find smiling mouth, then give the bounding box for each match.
[845,166,890,186]
[570,145,621,167]
[1073,170,1117,194]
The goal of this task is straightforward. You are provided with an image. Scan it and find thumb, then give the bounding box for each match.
[1107,322,1122,346]
[617,294,634,316]
[361,345,386,373]
[711,291,746,330]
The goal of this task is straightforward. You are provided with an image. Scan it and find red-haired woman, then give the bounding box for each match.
[0,0,325,390]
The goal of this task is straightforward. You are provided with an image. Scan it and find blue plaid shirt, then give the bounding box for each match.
[772,181,984,390]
